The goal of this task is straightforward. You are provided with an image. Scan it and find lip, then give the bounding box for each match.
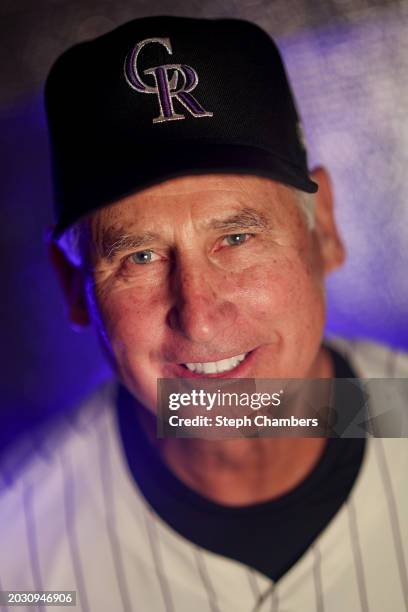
[170,349,256,378]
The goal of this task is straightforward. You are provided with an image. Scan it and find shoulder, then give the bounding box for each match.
[324,338,408,530]
[325,336,408,437]
[0,380,119,587]
[324,335,408,377]
[0,380,117,491]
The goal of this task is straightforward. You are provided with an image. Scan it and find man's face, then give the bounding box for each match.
[74,173,343,412]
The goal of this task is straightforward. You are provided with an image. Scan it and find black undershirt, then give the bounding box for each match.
[116,347,366,582]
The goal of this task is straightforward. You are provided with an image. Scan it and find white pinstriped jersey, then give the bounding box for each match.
[0,338,407,612]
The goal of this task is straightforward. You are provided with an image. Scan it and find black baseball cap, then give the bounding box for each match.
[45,16,318,238]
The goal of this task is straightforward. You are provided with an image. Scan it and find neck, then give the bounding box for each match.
[139,346,334,506]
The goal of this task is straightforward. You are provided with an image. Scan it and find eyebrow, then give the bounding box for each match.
[97,207,271,261]
[205,207,270,232]
[98,229,161,261]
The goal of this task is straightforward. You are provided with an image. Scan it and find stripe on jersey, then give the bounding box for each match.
[312,544,324,612]
[375,439,408,610]
[59,449,90,612]
[144,507,175,612]
[193,548,221,612]
[270,586,279,612]
[96,416,132,612]
[247,568,262,600]
[384,343,408,610]
[22,479,45,612]
[347,498,369,612]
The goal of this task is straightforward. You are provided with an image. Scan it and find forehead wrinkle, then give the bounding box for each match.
[90,178,281,260]
[94,208,270,261]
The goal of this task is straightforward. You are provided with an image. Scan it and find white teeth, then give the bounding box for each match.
[184,353,247,374]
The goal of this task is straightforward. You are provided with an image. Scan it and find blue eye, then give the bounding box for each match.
[224,233,250,246]
[130,250,155,265]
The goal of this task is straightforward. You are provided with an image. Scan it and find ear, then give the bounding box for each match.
[310,167,346,274]
[47,228,91,330]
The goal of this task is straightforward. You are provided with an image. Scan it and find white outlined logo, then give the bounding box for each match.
[124,37,214,124]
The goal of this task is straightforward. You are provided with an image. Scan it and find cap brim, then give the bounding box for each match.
[52,143,318,239]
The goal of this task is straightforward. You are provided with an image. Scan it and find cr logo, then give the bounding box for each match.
[124,37,214,124]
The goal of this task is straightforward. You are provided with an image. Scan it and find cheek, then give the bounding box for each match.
[233,253,325,324]
[88,283,167,360]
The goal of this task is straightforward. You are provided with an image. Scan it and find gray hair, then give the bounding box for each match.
[296,189,316,231]
[56,187,316,266]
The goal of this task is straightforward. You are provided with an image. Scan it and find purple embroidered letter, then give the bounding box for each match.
[124,37,214,124]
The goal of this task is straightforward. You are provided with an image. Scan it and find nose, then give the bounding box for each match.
[167,259,238,344]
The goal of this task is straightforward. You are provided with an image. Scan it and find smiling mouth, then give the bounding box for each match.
[182,352,248,375]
